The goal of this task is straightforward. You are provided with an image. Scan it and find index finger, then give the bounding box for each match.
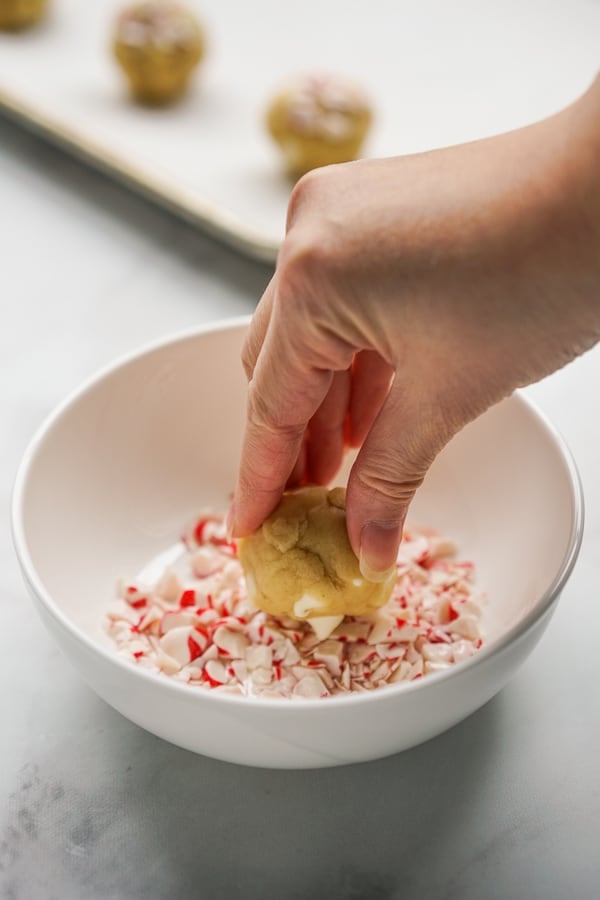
[241,276,276,380]
[231,312,348,537]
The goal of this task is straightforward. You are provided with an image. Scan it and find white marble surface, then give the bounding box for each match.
[2,108,600,899]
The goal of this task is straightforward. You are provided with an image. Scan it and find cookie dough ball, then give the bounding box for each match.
[113,2,205,105]
[238,486,396,638]
[266,74,372,177]
[0,0,46,29]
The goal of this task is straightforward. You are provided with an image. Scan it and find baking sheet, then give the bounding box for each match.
[0,0,598,262]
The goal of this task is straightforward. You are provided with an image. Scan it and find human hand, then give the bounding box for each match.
[230,79,600,579]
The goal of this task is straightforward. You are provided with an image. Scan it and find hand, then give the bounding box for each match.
[230,77,600,579]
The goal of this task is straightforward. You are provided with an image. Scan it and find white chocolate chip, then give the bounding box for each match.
[307,615,344,641]
[293,594,326,618]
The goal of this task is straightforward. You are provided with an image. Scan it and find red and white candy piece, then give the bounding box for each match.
[158,625,209,670]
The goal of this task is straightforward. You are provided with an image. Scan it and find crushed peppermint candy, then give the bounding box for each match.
[105,512,484,699]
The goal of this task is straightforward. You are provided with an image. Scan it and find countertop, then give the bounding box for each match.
[2,87,600,900]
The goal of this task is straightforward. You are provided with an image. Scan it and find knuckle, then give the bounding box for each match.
[246,379,276,430]
[277,229,338,310]
[354,451,430,508]
[246,379,304,438]
[286,167,328,230]
[240,334,255,379]
[355,470,420,508]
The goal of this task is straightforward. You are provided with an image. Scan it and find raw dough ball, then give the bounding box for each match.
[238,486,396,634]
[0,0,46,29]
[266,74,372,177]
[113,1,205,105]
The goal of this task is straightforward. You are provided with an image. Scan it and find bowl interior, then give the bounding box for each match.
[17,321,579,651]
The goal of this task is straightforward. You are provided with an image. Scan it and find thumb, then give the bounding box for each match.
[345,382,446,581]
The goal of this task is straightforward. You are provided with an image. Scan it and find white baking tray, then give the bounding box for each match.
[0,0,598,262]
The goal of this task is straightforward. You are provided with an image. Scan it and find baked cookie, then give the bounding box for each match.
[266,74,372,176]
[238,486,396,639]
[113,1,205,105]
[0,0,46,29]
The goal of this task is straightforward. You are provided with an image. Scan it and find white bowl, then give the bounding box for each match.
[12,316,583,769]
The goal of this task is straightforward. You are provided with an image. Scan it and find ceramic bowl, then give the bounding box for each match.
[12,316,583,768]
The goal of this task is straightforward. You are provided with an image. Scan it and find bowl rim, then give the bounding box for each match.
[11,315,585,710]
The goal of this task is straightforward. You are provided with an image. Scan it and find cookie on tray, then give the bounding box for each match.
[114,1,205,105]
[0,0,47,30]
[266,73,373,176]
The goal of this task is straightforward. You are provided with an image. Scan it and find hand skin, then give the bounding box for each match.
[230,75,600,581]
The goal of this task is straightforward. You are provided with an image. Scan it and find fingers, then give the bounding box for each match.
[347,351,394,448]
[241,276,276,380]
[345,383,447,580]
[232,314,343,537]
[306,368,351,484]
[287,438,307,488]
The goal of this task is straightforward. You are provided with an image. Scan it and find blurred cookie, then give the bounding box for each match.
[114,1,205,105]
[0,0,47,30]
[266,73,372,176]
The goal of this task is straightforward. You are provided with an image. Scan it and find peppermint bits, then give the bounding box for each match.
[106,512,485,697]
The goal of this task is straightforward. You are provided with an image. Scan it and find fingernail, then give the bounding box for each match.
[359,521,402,583]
